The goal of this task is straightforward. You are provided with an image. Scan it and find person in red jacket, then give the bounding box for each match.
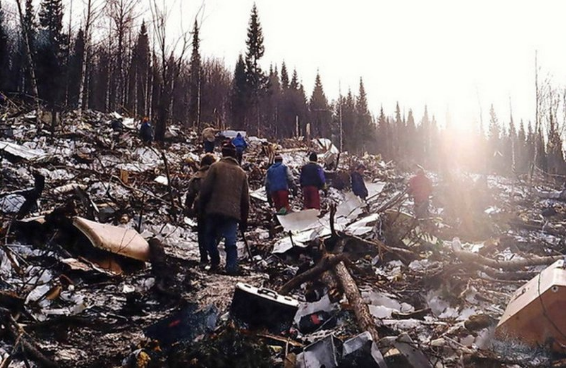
[408,169,432,218]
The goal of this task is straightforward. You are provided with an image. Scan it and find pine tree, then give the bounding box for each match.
[392,102,403,160]
[546,110,565,174]
[377,107,389,158]
[231,54,247,129]
[131,22,150,116]
[37,0,67,104]
[290,69,299,90]
[355,77,374,153]
[188,20,202,129]
[244,3,267,134]
[280,62,289,89]
[24,0,36,41]
[341,89,355,151]
[67,29,85,106]
[309,71,331,138]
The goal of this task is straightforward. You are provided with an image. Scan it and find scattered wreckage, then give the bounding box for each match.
[1,104,566,367]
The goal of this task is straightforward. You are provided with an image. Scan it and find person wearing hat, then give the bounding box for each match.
[351,164,369,200]
[300,152,326,210]
[408,168,433,218]
[202,126,218,153]
[265,155,297,214]
[198,142,250,275]
[185,153,217,265]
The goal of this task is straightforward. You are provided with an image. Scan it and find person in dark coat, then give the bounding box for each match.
[199,143,250,275]
[265,155,296,214]
[140,117,153,144]
[351,164,369,200]
[300,152,326,210]
[231,132,248,165]
[185,154,217,265]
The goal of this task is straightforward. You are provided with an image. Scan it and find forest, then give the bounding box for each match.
[1,0,565,178]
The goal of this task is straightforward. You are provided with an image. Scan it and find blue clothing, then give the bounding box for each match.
[232,135,248,150]
[140,121,153,143]
[205,214,239,273]
[351,171,368,199]
[265,162,293,193]
[300,162,325,189]
[204,140,215,153]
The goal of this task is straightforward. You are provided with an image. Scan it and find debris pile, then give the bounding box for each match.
[1,103,566,367]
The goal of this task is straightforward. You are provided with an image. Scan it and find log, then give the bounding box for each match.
[2,311,59,368]
[279,253,350,295]
[454,250,562,270]
[334,260,380,342]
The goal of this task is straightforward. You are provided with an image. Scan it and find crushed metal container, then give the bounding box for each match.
[229,283,299,334]
[496,259,566,352]
[297,335,342,368]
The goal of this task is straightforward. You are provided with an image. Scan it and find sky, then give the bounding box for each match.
[172,0,566,130]
[22,0,566,129]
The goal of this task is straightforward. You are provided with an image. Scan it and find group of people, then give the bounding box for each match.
[186,126,433,274]
[265,152,327,214]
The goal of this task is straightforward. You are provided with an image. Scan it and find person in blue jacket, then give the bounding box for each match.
[351,164,369,200]
[265,155,297,214]
[140,117,153,144]
[231,132,248,164]
[300,152,326,210]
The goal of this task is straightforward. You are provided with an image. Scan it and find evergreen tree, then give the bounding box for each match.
[37,0,67,105]
[355,77,374,153]
[244,3,267,133]
[131,22,150,116]
[376,107,390,158]
[231,54,247,129]
[67,29,85,106]
[536,125,548,172]
[24,0,36,41]
[341,89,355,151]
[309,71,331,138]
[280,62,289,90]
[188,20,202,129]
[290,69,299,90]
[392,102,403,160]
[546,110,565,174]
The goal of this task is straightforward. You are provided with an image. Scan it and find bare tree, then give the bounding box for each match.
[107,0,139,111]
[77,0,104,115]
[148,0,192,142]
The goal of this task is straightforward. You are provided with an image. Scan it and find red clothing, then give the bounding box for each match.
[408,173,432,203]
[303,186,321,210]
[271,190,290,212]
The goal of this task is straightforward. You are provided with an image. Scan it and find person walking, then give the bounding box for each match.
[351,164,369,200]
[300,153,326,210]
[199,143,250,275]
[265,155,297,214]
[231,132,248,165]
[202,126,218,153]
[185,154,217,265]
[140,117,153,144]
[408,168,433,218]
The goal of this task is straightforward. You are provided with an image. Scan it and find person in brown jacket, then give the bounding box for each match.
[185,154,217,264]
[198,142,250,274]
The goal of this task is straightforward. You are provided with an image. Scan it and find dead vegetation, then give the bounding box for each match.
[1,102,566,367]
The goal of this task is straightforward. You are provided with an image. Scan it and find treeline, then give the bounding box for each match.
[0,1,564,176]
